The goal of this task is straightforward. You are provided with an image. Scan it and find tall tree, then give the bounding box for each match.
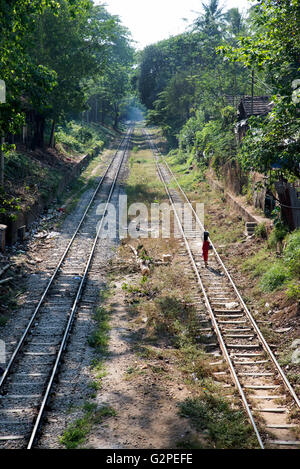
[0,0,59,137]
[84,7,134,128]
[0,0,59,184]
[137,4,249,145]
[192,0,225,36]
[28,0,118,147]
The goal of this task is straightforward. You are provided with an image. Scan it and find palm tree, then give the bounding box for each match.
[225,8,245,37]
[193,0,225,36]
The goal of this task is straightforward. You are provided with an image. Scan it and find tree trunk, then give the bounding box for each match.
[49,119,56,148]
[32,114,45,150]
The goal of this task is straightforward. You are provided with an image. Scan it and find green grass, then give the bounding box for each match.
[208,214,244,245]
[166,148,206,192]
[268,223,289,248]
[88,380,102,392]
[259,262,290,292]
[178,395,258,449]
[88,306,111,353]
[286,281,300,300]
[86,287,112,393]
[5,152,60,188]
[283,229,300,277]
[59,402,116,449]
[177,344,219,383]
[91,359,108,380]
[242,248,275,279]
[124,366,146,381]
[241,231,300,298]
[125,132,166,208]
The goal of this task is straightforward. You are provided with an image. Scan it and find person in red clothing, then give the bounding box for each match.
[202,231,211,268]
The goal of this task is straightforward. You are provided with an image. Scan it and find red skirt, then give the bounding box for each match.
[202,241,210,262]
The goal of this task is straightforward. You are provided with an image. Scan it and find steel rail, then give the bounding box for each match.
[146,131,265,449]
[145,129,300,410]
[27,127,133,449]
[0,129,130,393]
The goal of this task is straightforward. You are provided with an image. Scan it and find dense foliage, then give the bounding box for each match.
[0,1,134,149]
[0,0,59,137]
[136,0,299,181]
[136,2,251,146]
[0,0,134,222]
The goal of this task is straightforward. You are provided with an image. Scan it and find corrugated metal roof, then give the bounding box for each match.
[239,96,273,118]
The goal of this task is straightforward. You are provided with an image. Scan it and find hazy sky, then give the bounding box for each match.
[98,0,251,49]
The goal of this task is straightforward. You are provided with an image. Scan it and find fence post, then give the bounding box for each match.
[0,225,7,252]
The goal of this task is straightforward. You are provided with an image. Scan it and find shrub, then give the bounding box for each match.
[260,263,290,292]
[286,281,300,300]
[56,130,82,152]
[77,127,93,143]
[255,223,268,239]
[0,190,21,221]
[56,121,105,154]
[176,107,237,173]
[268,210,289,248]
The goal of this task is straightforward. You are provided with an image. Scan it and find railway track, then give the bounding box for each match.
[144,128,300,450]
[0,127,133,449]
